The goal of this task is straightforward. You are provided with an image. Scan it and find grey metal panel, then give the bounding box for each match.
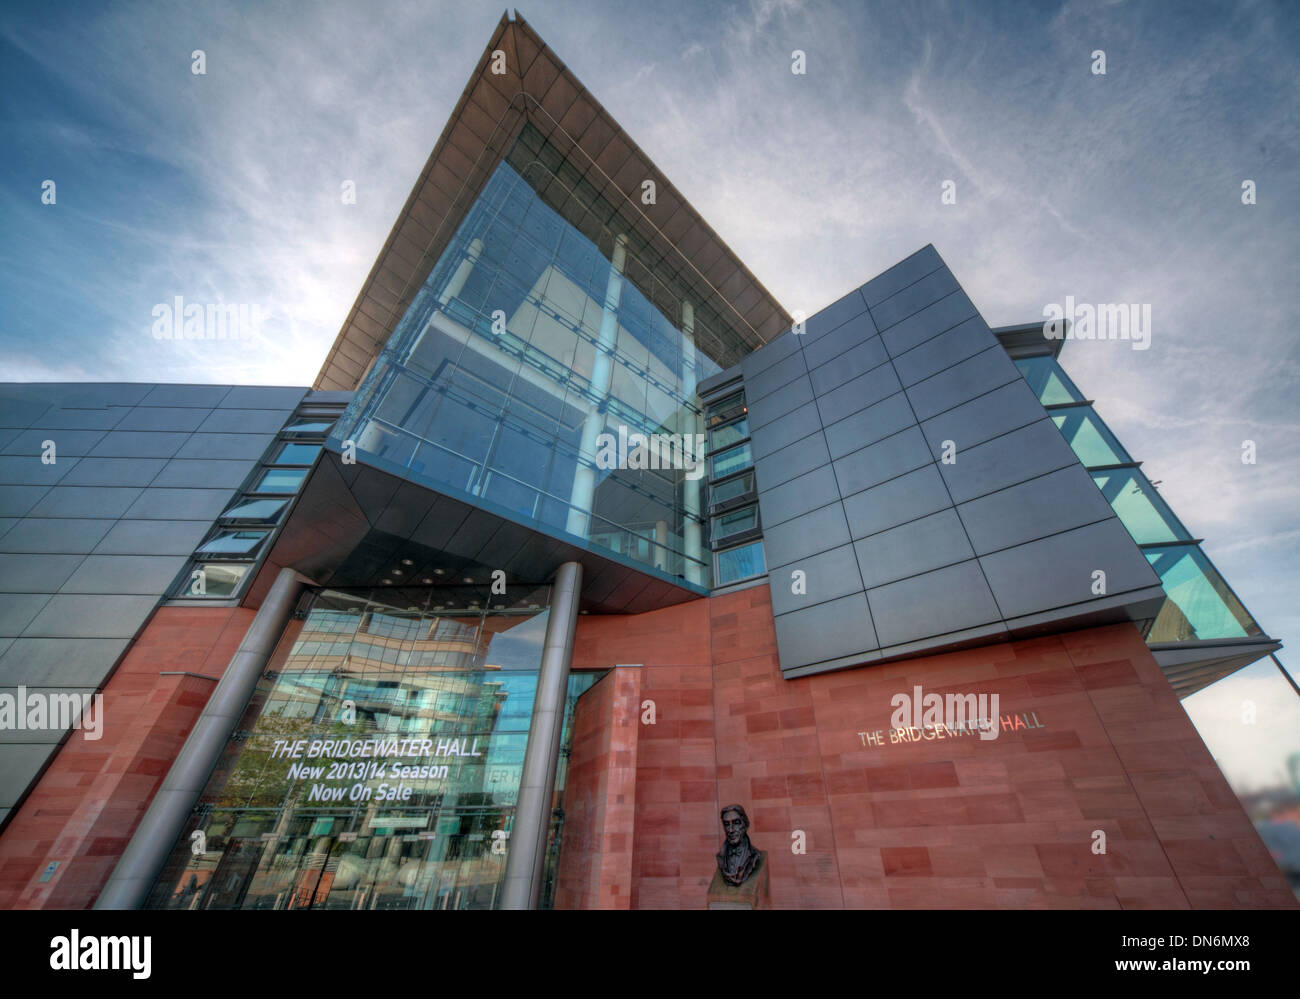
[739,329,801,380]
[752,431,831,489]
[802,314,878,371]
[88,431,191,459]
[61,384,152,407]
[175,433,274,460]
[29,486,143,519]
[139,384,232,408]
[979,519,1161,620]
[196,409,293,434]
[0,554,84,593]
[879,290,978,358]
[220,386,306,409]
[0,455,78,486]
[114,407,212,432]
[742,350,807,402]
[867,560,1001,648]
[761,501,850,568]
[824,392,916,460]
[815,362,901,427]
[123,487,235,521]
[0,518,113,555]
[841,464,952,540]
[768,542,863,616]
[919,379,1044,456]
[859,245,943,306]
[0,485,51,517]
[23,594,157,639]
[0,429,20,450]
[938,418,1078,504]
[799,288,871,343]
[748,401,822,460]
[60,457,165,487]
[58,555,188,595]
[0,519,17,540]
[893,316,995,387]
[773,591,877,666]
[807,335,889,395]
[1,429,108,456]
[756,464,840,528]
[906,344,1022,422]
[92,520,209,556]
[0,593,53,636]
[0,745,53,808]
[832,426,931,496]
[957,466,1115,556]
[153,458,255,489]
[869,266,961,331]
[854,509,975,589]
[34,407,130,430]
[746,374,813,432]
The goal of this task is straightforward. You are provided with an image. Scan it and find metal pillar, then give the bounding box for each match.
[95,567,306,909]
[499,561,583,909]
[680,299,704,584]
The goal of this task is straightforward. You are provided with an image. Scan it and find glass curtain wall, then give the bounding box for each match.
[331,125,750,588]
[146,587,597,910]
[1015,354,1265,642]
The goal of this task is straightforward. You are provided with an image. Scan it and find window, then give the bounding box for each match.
[715,541,765,585]
[178,562,249,598]
[1052,407,1131,467]
[710,470,755,507]
[1144,544,1262,642]
[1014,355,1085,405]
[271,442,322,465]
[196,529,270,557]
[1091,468,1190,544]
[706,391,746,428]
[710,442,752,480]
[711,504,758,543]
[253,467,308,493]
[709,417,749,450]
[221,497,289,524]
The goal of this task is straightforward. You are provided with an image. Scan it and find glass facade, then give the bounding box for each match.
[147,587,598,910]
[1015,354,1266,643]
[329,125,765,590]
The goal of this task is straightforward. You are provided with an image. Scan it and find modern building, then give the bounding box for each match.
[0,12,1293,910]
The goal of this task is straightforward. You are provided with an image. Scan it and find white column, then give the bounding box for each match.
[438,238,484,307]
[566,235,627,539]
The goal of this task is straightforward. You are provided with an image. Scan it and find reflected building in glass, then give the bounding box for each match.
[0,11,1292,912]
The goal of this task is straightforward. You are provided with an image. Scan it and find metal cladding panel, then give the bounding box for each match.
[0,382,303,813]
[731,249,1167,678]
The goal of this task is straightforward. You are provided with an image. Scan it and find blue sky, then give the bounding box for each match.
[1,0,1298,791]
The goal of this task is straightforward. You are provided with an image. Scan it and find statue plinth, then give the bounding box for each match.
[706,851,768,910]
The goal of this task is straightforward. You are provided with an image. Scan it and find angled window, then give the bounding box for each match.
[710,441,752,480]
[1091,468,1191,544]
[271,442,322,465]
[1051,407,1131,467]
[1014,355,1086,405]
[1144,544,1263,642]
[220,497,289,525]
[706,391,746,428]
[178,562,249,598]
[253,467,308,493]
[711,504,759,543]
[715,540,765,585]
[709,417,749,450]
[196,529,270,558]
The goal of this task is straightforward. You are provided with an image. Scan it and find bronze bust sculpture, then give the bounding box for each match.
[716,804,763,886]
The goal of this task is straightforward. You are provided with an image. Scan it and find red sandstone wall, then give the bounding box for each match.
[564,584,1296,910]
[554,666,640,909]
[0,605,256,909]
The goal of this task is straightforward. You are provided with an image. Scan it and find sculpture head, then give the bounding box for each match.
[720,804,749,847]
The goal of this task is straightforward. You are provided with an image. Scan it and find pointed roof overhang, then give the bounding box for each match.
[314,10,791,391]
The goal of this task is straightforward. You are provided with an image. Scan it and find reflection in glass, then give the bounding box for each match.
[1091,468,1191,545]
[146,588,599,910]
[1014,355,1085,405]
[1051,407,1131,467]
[1144,544,1263,641]
[716,540,765,585]
[253,468,308,493]
[179,562,248,597]
[196,529,270,557]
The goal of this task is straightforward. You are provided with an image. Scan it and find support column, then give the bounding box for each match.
[438,237,483,307]
[680,300,705,584]
[500,561,583,909]
[95,567,306,910]
[567,235,628,539]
